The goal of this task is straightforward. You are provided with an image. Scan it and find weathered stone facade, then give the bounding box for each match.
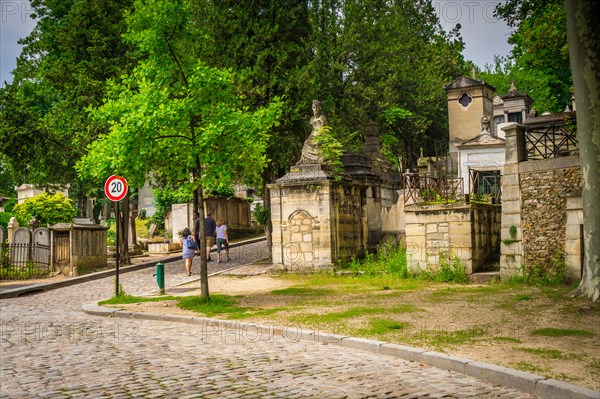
[51,223,108,276]
[520,165,581,267]
[405,203,500,274]
[500,121,582,280]
[269,174,369,271]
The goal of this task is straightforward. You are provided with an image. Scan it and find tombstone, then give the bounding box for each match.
[0,225,5,244]
[33,228,51,266]
[13,227,31,244]
[11,227,32,266]
[148,223,157,239]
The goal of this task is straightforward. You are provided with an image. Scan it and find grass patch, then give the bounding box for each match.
[271,287,336,296]
[511,362,548,374]
[177,295,247,317]
[531,328,595,337]
[518,347,565,359]
[589,359,600,371]
[291,304,420,325]
[356,318,409,336]
[417,326,488,348]
[99,295,176,305]
[515,294,534,301]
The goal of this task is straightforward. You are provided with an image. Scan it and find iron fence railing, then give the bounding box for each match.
[0,242,52,280]
[524,124,578,160]
[404,173,463,205]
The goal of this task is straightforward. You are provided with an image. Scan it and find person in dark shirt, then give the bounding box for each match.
[204,212,217,261]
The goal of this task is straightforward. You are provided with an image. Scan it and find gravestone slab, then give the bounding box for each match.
[33,228,51,265]
[0,226,5,244]
[11,227,31,265]
[13,227,31,244]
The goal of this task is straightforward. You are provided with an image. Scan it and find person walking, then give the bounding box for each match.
[180,227,197,276]
[205,212,217,262]
[215,218,230,263]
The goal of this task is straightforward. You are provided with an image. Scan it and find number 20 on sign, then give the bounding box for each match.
[104,175,128,202]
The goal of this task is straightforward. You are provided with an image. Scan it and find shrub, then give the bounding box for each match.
[421,251,469,283]
[12,192,76,226]
[0,212,28,229]
[346,241,411,277]
[148,187,193,231]
[507,252,568,286]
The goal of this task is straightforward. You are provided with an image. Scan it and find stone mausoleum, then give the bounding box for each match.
[269,101,400,271]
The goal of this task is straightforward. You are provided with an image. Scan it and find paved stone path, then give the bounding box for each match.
[1,242,539,398]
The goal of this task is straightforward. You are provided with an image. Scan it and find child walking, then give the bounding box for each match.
[216,218,230,263]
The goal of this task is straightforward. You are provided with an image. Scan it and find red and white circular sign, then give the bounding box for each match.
[104,175,128,202]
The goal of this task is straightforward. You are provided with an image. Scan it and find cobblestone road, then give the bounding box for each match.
[1,242,539,398]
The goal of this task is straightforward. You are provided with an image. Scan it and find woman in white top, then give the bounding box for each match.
[215,218,230,263]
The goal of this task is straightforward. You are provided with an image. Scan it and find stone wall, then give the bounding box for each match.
[520,165,582,267]
[270,182,334,270]
[269,180,367,271]
[404,203,500,274]
[171,197,252,241]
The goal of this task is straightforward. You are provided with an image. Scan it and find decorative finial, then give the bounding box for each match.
[509,80,517,93]
[471,67,477,80]
[564,104,571,112]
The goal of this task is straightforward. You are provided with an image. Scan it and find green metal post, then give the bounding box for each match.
[155,262,165,295]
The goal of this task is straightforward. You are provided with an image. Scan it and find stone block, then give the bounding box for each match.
[464,361,542,394]
[339,337,385,352]
[426,224,437,234]
[535,379,600,399]
[420,351,472,374]
[379,343,427,362]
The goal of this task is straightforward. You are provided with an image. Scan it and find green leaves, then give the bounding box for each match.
[12,192,76,226]
[76,0,282,196]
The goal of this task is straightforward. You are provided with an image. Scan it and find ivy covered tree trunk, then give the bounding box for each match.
[566,0,600,302]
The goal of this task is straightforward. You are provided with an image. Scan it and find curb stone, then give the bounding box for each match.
[82,301,600,399]
[0,236,266,299]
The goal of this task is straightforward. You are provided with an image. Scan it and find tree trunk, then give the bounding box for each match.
[566,0,600,302]
[119,193,131,266]
[129,188,138,252]
[196,186,209,299]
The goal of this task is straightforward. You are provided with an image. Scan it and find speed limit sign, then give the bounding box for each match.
[104,175,128,202]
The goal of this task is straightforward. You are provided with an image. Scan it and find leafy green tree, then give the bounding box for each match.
[0,0,135,201]
[307,0,467,169]
[192,0,313,261]
[480,0,572,113]
[76,0,281,299]
[12,192,76,226]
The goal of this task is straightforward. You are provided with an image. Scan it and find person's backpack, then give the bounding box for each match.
[185,236,197,250]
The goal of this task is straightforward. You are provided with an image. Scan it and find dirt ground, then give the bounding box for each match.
[114,268,600,391]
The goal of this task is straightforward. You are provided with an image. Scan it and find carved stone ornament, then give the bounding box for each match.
[297,100,328,165]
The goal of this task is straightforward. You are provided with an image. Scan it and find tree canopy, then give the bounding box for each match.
[479,0,572,113]
[76,0,281,298]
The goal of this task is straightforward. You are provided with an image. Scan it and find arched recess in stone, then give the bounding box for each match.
[286,210,314,269]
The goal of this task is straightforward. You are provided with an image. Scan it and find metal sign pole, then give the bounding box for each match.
[114,201,120,297]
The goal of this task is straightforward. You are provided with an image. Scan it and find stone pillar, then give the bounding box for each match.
[500,123,525,278]
[7,217,18,244]
[565,195,584,281]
